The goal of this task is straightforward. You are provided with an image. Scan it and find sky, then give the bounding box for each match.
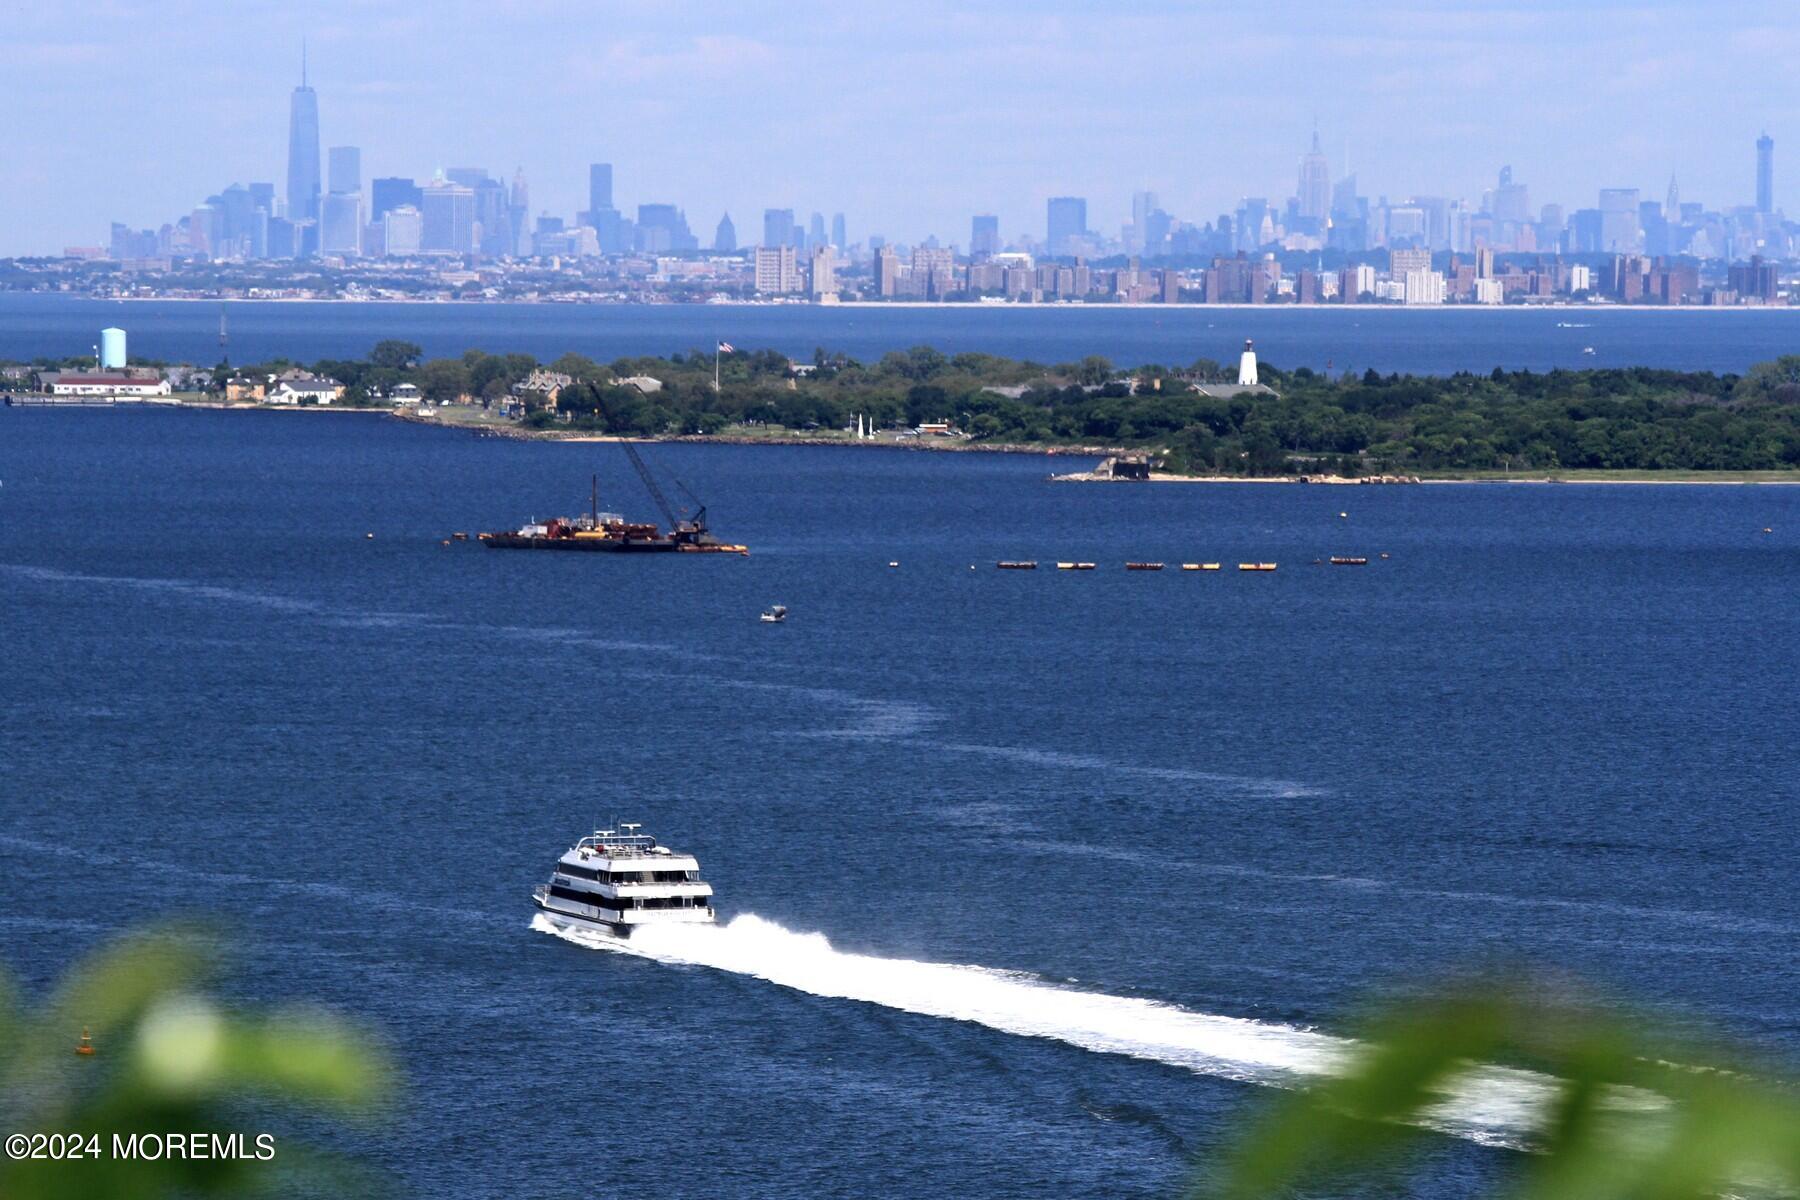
[4,0,1796,255]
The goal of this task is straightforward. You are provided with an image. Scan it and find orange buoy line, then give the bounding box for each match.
[75,1027,95,1056]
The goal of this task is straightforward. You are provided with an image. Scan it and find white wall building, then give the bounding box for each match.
[1403,268,1446,305]
[49,373,170,397]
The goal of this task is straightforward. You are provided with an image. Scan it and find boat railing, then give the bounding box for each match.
[573,829,667,858]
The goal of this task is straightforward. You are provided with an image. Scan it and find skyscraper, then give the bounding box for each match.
[327,146,360,195]
[371,177,422,222]
[1757,133,1773,213]
[635,204,698,252]
[831,212,846,249]
[970,214,1000,257]
[1491,165,1531,226]
[762,209,796,248]
[509,169,530,256]
[1296,133,1330,222]
[1046,197,1086,256]
[285,49,321,223]
[589,164,614,216]
[714,213,737,253]
[420,183,475,254]
[321,191,362,255]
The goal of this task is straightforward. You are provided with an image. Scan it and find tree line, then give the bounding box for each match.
[214,341,1800,473]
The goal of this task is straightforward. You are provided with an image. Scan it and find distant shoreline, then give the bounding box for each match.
[25,295,1800,315]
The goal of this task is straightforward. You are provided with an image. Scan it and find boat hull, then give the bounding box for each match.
[480,533,746,554]
[534,893,716,940]
[482,533,678,552]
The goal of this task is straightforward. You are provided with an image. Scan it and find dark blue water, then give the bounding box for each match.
[2,408,1797,1197]
[6,292,1800,374]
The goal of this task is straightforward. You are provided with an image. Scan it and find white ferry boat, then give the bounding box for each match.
[532,824,715,939]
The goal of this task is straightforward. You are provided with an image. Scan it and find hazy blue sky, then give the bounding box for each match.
[6,1,1795,254]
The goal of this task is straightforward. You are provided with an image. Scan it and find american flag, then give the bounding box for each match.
[717,340,735,353]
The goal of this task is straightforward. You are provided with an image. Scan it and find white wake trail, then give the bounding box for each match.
[533,912,1559,1147]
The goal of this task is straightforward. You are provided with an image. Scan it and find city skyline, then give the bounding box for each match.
[7,1,1799,256]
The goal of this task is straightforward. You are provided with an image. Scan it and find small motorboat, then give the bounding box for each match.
[760,605,788,623]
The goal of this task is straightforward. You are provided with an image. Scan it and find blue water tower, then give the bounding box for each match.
[100,327,127,369]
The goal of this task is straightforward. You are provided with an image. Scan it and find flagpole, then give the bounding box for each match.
[714,341,720,394]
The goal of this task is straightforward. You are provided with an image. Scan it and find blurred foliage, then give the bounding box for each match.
[0,927,390,1199]
[1194,980,1800,1200]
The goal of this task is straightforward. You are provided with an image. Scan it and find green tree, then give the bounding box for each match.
[0,927,389,1199]
[1197,978,1800,1200]
[368,340,422,370]
[416,359,470,402]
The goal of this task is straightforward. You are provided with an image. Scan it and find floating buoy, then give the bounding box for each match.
[1763,527,1774,534]
[1379,552,1390,559]
[1125,562,1164,571]
[75,1027,95,1057]
[1181,563,1201,571]
[1057,561,1078,570]
[440,539,451,546]
[997,561,1037,570]
[365,532,374,539]
[888,561,899,568]
[1339,512,1347,519]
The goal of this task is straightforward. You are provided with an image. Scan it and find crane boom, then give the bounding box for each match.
[581,381,688,531]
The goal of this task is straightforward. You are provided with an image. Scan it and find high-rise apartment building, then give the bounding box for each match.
[872,245,900,297]
[1046,197,1087,255]
[327,146,360,196]
[754,244,800,294]
[809,245,836,299]
[970,214,1000,257]
[286,57,321,224]
[1388,246,1432,276]
[1757,133,1774,214]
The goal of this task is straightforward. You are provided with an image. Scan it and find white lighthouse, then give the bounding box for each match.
[1237,339,1258,386]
